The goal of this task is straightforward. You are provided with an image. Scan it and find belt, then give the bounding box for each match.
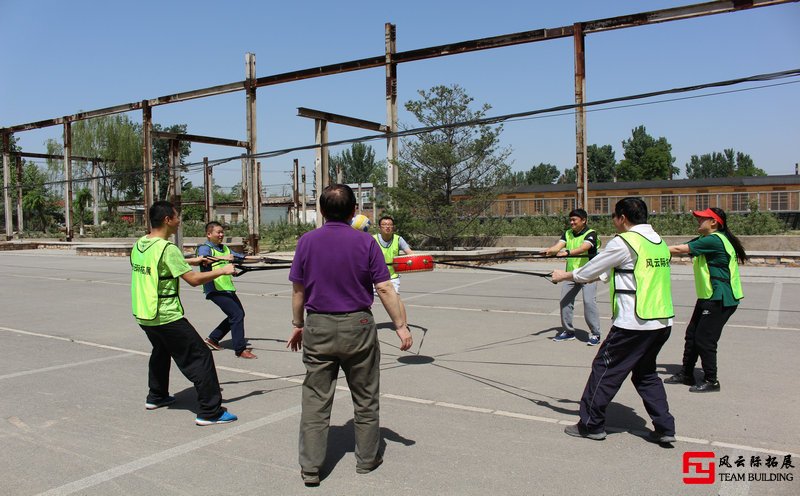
[307,309,371,316]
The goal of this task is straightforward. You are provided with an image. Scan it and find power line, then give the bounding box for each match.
[7,67,800,190]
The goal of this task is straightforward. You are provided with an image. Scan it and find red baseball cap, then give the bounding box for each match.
[692,208,724,226]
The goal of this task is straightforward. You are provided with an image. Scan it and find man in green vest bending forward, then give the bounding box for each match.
[131,201,237,426]
[552,198,676,444]
[545,208,602,345]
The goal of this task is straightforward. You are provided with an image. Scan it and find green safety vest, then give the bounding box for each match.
[564,228,600,272]
[692,232,744,300]
[374,234,400,279]
[197,242,236,292]
[610,231,674,320]
[130,237,182,321]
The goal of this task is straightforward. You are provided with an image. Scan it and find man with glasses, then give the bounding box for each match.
[551,198,676,445]
[374,215,414,325]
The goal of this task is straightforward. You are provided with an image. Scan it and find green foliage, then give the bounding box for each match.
[21,162,60,231]
[93,220,145,238]
[617,126,678,181]
[259,221,316,251]
[46,114,143,218]
[685,149,766,178]
[587,144,616,182]
[501,163,559,187]
[180,181,206,223]
[389,84,512,250]
[558,167,576,184]
[329,143,385,185]
[152,123,191,200]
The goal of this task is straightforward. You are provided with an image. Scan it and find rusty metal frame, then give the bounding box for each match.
[2,0,795,239]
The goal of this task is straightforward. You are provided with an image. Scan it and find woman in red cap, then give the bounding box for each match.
[664,207,747,392]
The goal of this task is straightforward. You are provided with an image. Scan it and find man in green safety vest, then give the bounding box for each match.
[664,207,747,393]
[373,215,414,325]
[545,208,602,345]
[551,198,677,445]
[197,221,262,359]
[131,201,237,426]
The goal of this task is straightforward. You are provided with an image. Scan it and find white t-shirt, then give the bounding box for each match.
[573,224,673,331]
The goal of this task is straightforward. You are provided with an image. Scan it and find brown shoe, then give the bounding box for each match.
[204,338,223,351]
[236,349,258,359]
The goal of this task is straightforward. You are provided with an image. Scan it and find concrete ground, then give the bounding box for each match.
[0,249,798,496]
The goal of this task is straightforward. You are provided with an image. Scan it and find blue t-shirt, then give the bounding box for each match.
[197,242,244,295]
[289,221,390,313]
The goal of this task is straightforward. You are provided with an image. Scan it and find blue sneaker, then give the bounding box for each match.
[587,335,601,346]
[553,331,575,342]
[195,411,238,426]
[145,395,176,410]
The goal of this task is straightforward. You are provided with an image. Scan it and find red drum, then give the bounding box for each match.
[392,254,434,273]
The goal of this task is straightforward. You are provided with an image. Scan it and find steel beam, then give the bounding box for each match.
[297,107,387,132]
[151,131,248,148]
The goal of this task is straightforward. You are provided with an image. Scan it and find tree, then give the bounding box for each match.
[0,134,22,228]
[525,163,560,184]
[21,163,59,231]
[501,163,559,187]
[152,124,192,200]
[558,167,576,184]
[45,114,143,219]
[329,143,386,185]
[389,84,511,249]
[73,187,93,235]
[616,126,678,181]
[685,149,766,178]
[587,144,616,182]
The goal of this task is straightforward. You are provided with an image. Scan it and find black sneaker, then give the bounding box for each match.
[664,372,694,386]
[647,430,677,444]
[689,380,720,393]
[564,422,606,440]
[145,395,176,410]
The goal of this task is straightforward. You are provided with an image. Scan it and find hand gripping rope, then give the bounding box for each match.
[203,255,292,277]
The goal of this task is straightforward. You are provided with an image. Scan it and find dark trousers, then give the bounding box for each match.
[681,299,737,382]
[207,292,247,354]
[140,318,224,420]
[580,325,675,436]
[299,311,381,473]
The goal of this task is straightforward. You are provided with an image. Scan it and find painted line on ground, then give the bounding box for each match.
[402,274,514,302]
[767,281,782,328]
[35,405,301,496]
[0,353,133,381]
[2,325,798,459]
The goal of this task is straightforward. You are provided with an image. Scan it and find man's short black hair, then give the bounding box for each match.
[320,184,356,222]
[149,201,176,229]
[379,215,395,226]
[569,208,588,220]
[205,221,222,233]
[614,197,648,225]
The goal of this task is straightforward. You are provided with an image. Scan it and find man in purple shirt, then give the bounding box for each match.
[287,184,412,487]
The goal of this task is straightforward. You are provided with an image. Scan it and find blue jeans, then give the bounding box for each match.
[207,292,248,354]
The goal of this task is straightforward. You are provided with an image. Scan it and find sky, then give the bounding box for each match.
[1,0,799,194]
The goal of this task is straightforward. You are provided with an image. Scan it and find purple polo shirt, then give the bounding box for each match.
[289,221,391,313]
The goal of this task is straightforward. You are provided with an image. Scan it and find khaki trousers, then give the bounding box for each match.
[299,310,381,473]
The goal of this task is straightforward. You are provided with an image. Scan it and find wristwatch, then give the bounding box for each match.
[292,321,304,328]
